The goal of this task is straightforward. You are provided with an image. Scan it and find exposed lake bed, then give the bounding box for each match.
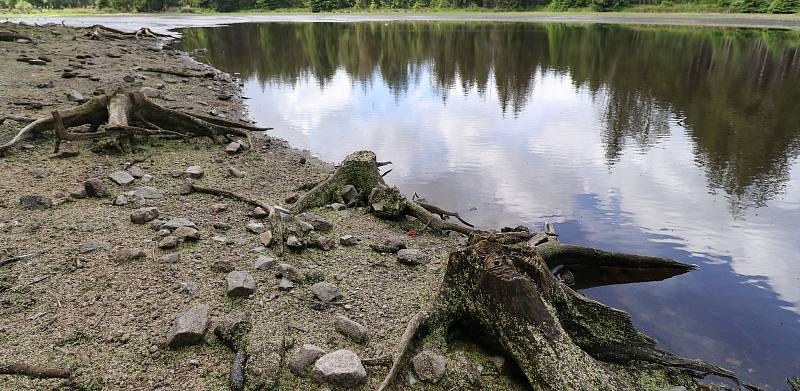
[1,15,799,390]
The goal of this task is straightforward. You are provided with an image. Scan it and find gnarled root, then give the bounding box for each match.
[0,88,269,155]
[0,362,71,379]
[378,234,736,390]
[84,25,173,41]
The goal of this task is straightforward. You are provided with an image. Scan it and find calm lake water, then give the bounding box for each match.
[175,22,800,388]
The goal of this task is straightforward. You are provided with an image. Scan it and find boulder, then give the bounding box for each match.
[275,263,302,282]
[185,165,204,179]
[286,236,304,250]
[225,142,242,154]
[158,235,179,249]
[226,271,256,298]
[316,236,335,251]
[289,344,326,377]
[167,304,210,349]
[311,349,366,388]
[19,195,52,210]
[397,249,424,265]
[174,226,200,241]
[254,255,276,271]
[83,178,111,197]
[252,206,268,218]
[130,207,159,224]
[334,315,367,343]
[412,350,447,383]
[310,282,341,303]
[109,170,135,185]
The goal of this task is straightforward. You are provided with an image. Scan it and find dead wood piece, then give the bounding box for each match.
[361,355,394,367]
[377,311,428,391]
[414,200,474,227]
[0,362,71,379]
[139,67,214,79]
[0,31,33,42]
[0,115,35,125]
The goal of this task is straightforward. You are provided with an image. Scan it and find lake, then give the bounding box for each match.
[172,21,800,388]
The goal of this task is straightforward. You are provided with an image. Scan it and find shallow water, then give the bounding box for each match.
[172,22,800,388]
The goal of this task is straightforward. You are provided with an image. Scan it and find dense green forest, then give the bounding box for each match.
[1,0,797,15]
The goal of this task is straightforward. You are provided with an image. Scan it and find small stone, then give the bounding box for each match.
[130,186,165,200]
[161,218,197,231]
[167,304,210,349]
[211,260,235,273]
[259,230,273,246]
[311,282,341,303]
[288,344,327,377]
[278,277,294,290]
[254,255,276,271]
[160,253,180,263]
[113,195,128,206]
[328,203,346,211]
[213,221,231,230]
[70,188,88,199]
[66,90,88,103]
[397,249,424,265]
[286,236,304,250]
[296,213,333,232]
[339,235,359,246]
[62,71,77,79]
[211,203,227,213]
[275,263,301,282]
[19,195,52,210]
[412,350,447,384]
[295,220,315,234]
[246,222,266,234]
[157,229,171,237]
[123,75,135,83]
[225,142,242,154]
[127,165,146,178]
[334,315,367,343]
[140,87,160,98]
[130,207,159,224]
[174,226,200,241]
[84,178,111,197]
[115,248,146,262]
[252,206,268,218]
[226,271,256,298]
[311,349,366,388]
[285,194,298,204]
[79,239,111,254]
[158,235,179,249]
[227,166,245,178]
[185,165,204,179]
[316,236,335,251]
[179,178,193,195]
[109,170,135,185]
[141,174,153,183]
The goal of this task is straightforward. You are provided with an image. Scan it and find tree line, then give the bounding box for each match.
[1,0,797,14]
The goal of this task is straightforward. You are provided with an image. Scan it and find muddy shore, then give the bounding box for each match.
[0,22,497,390]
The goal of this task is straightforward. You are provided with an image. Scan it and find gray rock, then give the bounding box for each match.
[328,203,346,211]
[339,235,359,246]
[70,187,87,199]
[161,218,197,231]
[159,253,180,263]
[66,90,88,103]
[185,165,204,179]
[179,178,193,195]
[311,282,341,303]
[286,235,304,250]
[412,350,447,383]
[109,170,135,185]
[213,221,231,230]
[334,315,367,343]
[296,213,333,232]
[84,178,111,197]
[19,195,52,210]
[158,235,179,249]
[130,207,159,224]
[129,186,165,200]
[127,165,146,178]
[397,249,423,265]
[225,142,242,154]
[316,236,335,251]
[246,222,266,234]
[140,174,153,183]
[226,271,256,298]
[289,344,327,377]
[254,255,276,271]
[311,349,366,388]
[79,239,111,254]
[174,226,200,241]
[259,230,273,246]
[113,195,128,206]
[167,304,210,349]
[211,203,227,213]
[140,87,160,98]
[295,220,315,234]
[252,206,268,218]
[115,248,146,262]
[157,229,171,237]
[276,263,301,282]
[227,166,245,178]
[340,185,360,208]
[278,277,294,290]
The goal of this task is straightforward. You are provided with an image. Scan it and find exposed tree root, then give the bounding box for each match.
[0,362,71,379]
[138,66,215,79]
[378,234,737,390]
[0,88,269,155]
[84,25,173,41]
[0,115,35,126]
[0,31,33,42]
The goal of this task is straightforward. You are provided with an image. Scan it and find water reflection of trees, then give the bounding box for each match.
[178,22,800,210]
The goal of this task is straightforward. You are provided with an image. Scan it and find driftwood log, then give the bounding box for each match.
[0,88,269,155]
[292,150,739,390]
[83,25,173,41]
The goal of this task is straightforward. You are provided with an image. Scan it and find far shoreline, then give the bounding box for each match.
[4,10,800,31]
